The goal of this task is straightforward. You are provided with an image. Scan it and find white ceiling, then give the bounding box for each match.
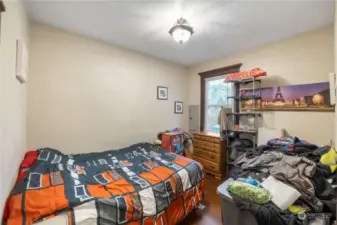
[25,0,334,66]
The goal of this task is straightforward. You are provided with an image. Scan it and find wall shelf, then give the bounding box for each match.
[227,129,257,135]
[225,78,262,85]
[225,75,264,174]
[226,112,262,116]
[228,95,261,101]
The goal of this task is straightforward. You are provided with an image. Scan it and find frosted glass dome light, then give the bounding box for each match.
[169,18,194,44]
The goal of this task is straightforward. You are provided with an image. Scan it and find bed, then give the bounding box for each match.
[4,143,205,225]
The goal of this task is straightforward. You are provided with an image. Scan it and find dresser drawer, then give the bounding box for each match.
[193,142,220,154]
[212,138,220,144]
[194,148,220,163]
[203,142,220,153]
[193,156,220,173]
[204,136,220,144]
[194,139,204,146]
[195,134,219,143]
[193,134,204,141]
[202,136,215,143]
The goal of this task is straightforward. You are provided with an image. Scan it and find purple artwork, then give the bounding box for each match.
[241,82,334,112]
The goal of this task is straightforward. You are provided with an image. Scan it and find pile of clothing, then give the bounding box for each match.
[227,137,337,225]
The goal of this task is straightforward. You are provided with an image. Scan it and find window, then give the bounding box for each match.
[199,63,242,131]
[205,76,233,132]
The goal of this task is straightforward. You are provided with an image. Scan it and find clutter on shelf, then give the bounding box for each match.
[224,69,266,174]
[224,68,267,82]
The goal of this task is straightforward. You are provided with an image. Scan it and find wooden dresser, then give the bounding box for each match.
[192,132,226,179]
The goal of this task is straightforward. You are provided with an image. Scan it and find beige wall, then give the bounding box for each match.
[0,0,30,216]
[187,26,334,145]
[27,23,188,154]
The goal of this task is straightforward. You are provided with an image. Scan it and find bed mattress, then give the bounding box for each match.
[4,143,205,225]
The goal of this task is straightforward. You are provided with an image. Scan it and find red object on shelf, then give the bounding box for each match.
[161,132,184,154]
[225,68,266,82]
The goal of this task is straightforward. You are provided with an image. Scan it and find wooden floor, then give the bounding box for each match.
[179,175,222,225]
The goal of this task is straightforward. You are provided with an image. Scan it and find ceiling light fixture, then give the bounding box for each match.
[169,18,194,44]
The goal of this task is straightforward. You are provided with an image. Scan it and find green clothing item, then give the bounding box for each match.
[228,180,271,204]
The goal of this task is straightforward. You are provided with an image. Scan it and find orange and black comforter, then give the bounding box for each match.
[4,143,205,225]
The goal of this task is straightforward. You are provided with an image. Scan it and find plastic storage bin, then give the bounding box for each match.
[217,179,258,225]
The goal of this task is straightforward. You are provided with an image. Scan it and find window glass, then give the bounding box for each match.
[205,76,233,132]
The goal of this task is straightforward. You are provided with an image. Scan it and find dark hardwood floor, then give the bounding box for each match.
[179,175,222,225]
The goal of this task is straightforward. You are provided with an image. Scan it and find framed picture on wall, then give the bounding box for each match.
[241,82,334,112]
[174,101,183,114]
[157,86,168,100]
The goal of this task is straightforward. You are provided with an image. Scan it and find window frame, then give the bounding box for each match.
[198,63,242,131]
[204,75,234,132]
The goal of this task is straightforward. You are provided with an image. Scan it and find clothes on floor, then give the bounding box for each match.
[248,145,331,163]
[229,138,254,161]
[267,137,317,152]
[288,205,309,214]
[238,170,269,182]
[319,147,337,172]
[312,163,336,201]
[226,136,336,225]
[234,151,284,173]
[233,196,298,225]
[270,155,324,212]
[232,191,331,225]
[289,146,331,163]
[245,145,276,158]
[227,166,244,179]
[270,155,316,197]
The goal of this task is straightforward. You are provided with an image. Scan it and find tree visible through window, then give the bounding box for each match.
[205,76,233,132]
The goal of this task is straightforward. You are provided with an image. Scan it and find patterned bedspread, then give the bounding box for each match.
[4,143,204,225]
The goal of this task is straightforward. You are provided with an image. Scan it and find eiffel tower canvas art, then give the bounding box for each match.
[240,82,334,112]
[273,87,285,103]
